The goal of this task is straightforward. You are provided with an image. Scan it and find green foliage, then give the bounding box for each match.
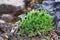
[18,9,54,37]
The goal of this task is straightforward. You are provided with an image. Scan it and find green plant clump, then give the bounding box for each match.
[18,9,54,37]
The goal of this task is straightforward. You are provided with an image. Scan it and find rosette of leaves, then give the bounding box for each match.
[18,9,54,37]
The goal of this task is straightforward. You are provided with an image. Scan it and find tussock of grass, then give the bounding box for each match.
[18,9,54,37]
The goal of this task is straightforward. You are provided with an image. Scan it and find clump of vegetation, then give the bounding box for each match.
[18,9,54,37]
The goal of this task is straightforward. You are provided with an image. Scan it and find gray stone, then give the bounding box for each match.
[41,1,55,16]
[0,4,17,14]
[0,20,5,23]
[0,36,4,40]
[1,33,9,38]
[1,14,14,22]
[56,21,60,32]
[0,22,13,34]
[0,0,25,9]
[55,0,60,2]
[18,14,26,19]
[55,11,60,20]
[52,2,60,33]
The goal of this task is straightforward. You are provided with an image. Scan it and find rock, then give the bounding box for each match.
[0,0,33,16]
[0,36,4,40]
[55,11,60,20]
[54,2,60,33]
[0,0,33,12]
[18,14,26,19]
[55,0,60,2]
[56,21,60,32]
[1,14,19,23]
[42,1,55,11]
[0,22,17,40]
[0,4,17,14]
[0,0,25,8]
[34,1,55,16]
[1,33,9,39]
[54,2,60,10]
[0,22,13,33]
[1,14,14,22]
[0,20,5,23]
[0,2,24,17]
